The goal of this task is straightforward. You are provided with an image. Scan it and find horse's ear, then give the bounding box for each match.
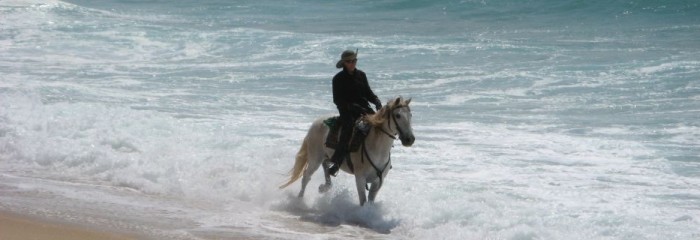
[393,97,401,107]
[405,98,412,105]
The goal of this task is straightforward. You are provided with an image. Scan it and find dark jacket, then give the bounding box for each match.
[332,68,380,118]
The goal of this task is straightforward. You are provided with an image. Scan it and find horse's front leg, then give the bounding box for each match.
[367,180,383,203]
[355,176,368,206]
[318,159,332,193]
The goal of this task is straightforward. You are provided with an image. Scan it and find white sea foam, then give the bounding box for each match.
[1,0,699,239]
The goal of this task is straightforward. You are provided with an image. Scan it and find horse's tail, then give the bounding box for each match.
[279,135,309,189]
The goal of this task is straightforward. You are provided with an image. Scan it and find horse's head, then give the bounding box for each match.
[385,97,415,147]
[391,97,415,146]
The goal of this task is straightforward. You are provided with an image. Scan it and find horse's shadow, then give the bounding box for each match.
[274,189,400,234]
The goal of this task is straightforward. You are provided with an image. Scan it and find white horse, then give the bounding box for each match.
[280,97,414,206]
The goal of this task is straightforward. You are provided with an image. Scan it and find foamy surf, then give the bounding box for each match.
[1,0,699,239]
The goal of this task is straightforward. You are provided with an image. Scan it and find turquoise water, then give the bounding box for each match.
[1,0,699,239]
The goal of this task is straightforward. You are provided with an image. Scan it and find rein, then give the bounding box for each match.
[360,140,391,189]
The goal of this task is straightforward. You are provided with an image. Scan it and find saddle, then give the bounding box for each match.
[323,116,370,152]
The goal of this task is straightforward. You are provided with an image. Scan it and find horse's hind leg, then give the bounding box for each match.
[298,166,314,198]
[299,147,328,198]
[298,172,310,198]
[298,158,322,198]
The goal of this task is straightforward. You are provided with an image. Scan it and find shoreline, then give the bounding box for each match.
[0,210,137,240]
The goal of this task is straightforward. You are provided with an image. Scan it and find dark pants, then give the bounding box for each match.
[330,107,360,168]
[330,104,376,172]
[337,114,354,149]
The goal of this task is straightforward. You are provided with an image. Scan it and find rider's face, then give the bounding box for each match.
[343,59,357,71]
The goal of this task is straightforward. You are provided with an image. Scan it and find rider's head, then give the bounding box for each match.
[335,50,357,70]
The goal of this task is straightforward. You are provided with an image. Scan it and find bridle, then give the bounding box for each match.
[378,105,408,141]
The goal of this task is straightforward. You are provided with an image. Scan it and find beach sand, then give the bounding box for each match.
[0,211,136,240]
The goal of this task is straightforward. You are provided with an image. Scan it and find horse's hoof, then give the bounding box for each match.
[318,183,331,193]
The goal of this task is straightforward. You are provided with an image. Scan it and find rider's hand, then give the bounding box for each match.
[372,98,382,111]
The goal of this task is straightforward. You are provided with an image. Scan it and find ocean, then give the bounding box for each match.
[1,0,699,239]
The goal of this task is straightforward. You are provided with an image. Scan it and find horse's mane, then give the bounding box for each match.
[363,97,410,127]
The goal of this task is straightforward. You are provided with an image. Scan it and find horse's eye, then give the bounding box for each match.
[395,113,401,119]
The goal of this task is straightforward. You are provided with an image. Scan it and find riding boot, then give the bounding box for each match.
[329,124,352,176]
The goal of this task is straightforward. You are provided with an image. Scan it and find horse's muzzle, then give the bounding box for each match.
[400,135,415,147]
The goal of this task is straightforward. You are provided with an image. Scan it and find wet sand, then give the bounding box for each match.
[0,211,136,240]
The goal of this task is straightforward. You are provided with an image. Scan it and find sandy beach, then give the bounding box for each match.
[0,211,136,240]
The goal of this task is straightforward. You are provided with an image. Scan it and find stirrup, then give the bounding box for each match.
[328,154,345,177]
[329,164,340,177]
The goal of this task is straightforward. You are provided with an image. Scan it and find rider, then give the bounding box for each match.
[329,49,382,176]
